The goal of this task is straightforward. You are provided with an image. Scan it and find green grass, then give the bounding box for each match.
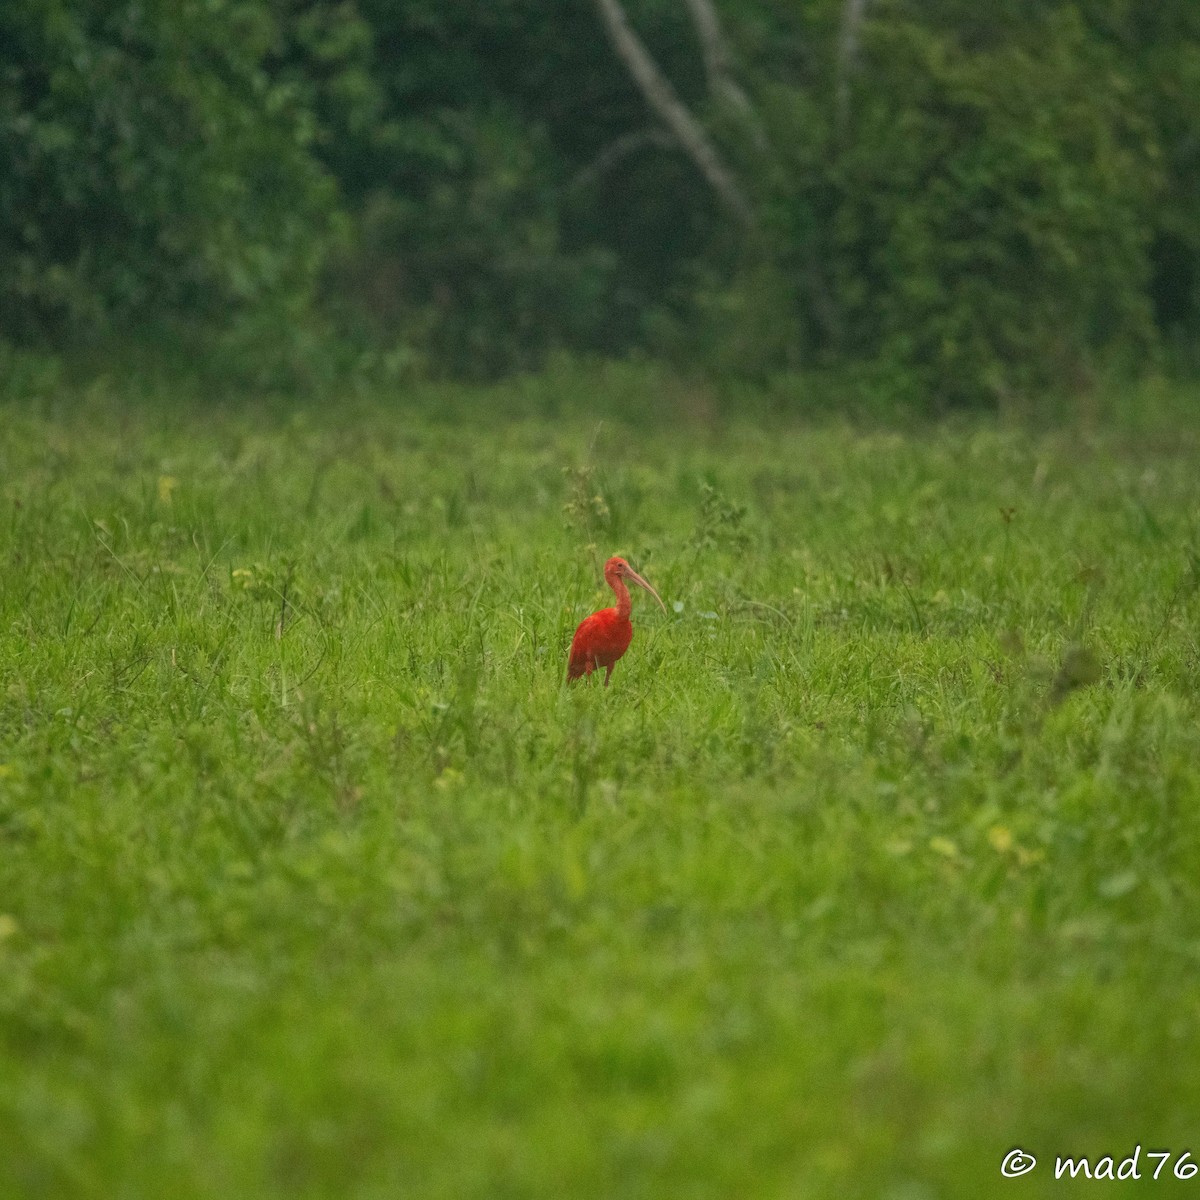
[2,371,1200,1198]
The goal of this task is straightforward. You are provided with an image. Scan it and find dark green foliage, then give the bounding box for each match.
[327,113,620,377]
[0,0,334,340]
[1077,0,1200,341]
[292,0,713,375]
[822,3,1158,404]
[1,0,1198,401]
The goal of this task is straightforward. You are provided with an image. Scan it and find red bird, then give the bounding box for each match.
[567,556,667,686]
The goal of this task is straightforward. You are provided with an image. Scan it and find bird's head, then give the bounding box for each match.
[605,556,667,613]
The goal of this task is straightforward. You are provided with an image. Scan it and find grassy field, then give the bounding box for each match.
[2,367,1200,1198]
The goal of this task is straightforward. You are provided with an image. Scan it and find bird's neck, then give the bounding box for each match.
[607,573,632,620]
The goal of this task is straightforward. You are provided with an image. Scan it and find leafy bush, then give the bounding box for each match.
[0,0,334,341]
[326,110,619,378]
[747,3,1161,406]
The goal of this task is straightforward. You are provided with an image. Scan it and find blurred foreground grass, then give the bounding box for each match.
[2,369,1199,1198]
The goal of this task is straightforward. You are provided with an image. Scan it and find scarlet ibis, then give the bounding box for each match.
[567,556,667,686]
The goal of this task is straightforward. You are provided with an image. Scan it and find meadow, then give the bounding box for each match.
[2,366,1199,1198]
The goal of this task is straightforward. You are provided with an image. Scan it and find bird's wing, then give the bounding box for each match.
[567,611,604,679]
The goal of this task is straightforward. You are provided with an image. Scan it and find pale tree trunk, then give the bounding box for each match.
[680,0,769,153]
[592,0,755,227]
[837,0,871,132]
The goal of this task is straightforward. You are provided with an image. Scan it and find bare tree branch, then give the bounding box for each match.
[680,0,769,154]
[592,0,755,226]
[568,128,675,194]
[837,0,871,132]
[681,0,739,103]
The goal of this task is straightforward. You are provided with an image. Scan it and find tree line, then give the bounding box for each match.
[2,0,1197,404]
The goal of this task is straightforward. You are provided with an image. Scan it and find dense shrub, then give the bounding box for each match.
[0,0,333,340]
[824,4,1158,404]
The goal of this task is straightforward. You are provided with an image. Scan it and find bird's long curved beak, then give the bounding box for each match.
[626,566,667,613]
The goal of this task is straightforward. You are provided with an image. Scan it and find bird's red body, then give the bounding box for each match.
[567,556,665,685]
